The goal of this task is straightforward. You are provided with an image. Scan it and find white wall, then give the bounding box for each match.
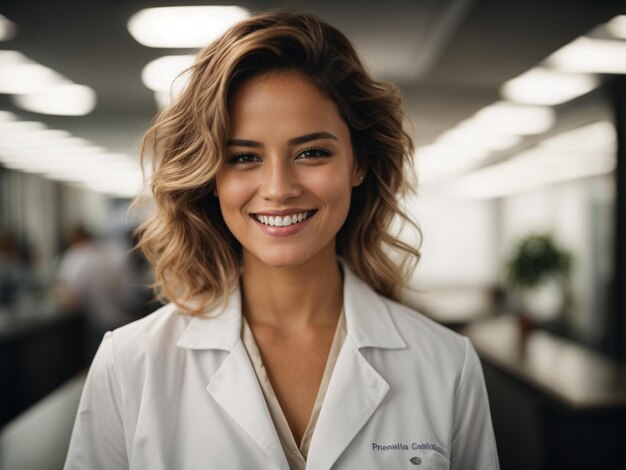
[403,188,498,289]
[60,185,114,237]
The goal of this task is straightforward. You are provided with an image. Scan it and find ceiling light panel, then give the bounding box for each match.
[141,55,196,92]
[0,120,47,136]
[501,68,599,105]
[460,101,555,135]
[448,148,614,199]
[447,121,616,199]
[0,110,17,121]
[0,129,73,148]
[0,14,18,41]
[547,37,626,74]
[539,121,615,153]
[437,128,522,152]
[416,144,489,185]
[606,15,626,39]
[128,6,249,48]
[12,84,97,116]
[0,60,67,94]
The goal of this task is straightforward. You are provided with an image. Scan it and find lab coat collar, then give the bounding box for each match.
[175,287,242,350]
[176,258,407,351]
[175,258,406,470]
[339,258,407,350]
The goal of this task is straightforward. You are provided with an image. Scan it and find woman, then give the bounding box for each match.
[65,10,499,470]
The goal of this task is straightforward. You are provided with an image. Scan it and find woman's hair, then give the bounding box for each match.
[132,9,422,315]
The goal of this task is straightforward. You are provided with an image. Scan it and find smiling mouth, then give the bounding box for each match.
[251,210,317,227]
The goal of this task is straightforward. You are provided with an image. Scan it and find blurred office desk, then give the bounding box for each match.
[403,286,496,330]
[0,305,85,428]
[463,315,626,470]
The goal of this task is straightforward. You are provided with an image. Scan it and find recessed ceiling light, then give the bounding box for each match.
[0,120,46,136]
[501,68,599,105]
[12,84,97,116]
[0,51,68,94]
[547,37,626,74]
[417,144,490,163]
[448,148,614,199]
[0,14,18,41]
[0,110,17,121]
[416,144,489,184]
[461,101,555,135]
[437,128,521,152]
[0,128,72,148]
[447,121,616,198]
[0,145,103,162]
[141,55,196,92]
[606,15,626,39]
[128,6,249,48]
[539,121,615,153]
[0,50,27,65]
[0,116,142,197]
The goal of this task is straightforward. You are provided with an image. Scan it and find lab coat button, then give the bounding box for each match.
[410,456,422,465]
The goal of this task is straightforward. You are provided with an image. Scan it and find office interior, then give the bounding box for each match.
[1,0,625,468]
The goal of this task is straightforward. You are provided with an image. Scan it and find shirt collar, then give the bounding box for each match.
[176,258,406,351]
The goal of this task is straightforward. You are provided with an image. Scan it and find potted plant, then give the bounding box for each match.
[505,233,573,333]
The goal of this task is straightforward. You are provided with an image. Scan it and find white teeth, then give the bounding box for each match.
[255,211,313,227]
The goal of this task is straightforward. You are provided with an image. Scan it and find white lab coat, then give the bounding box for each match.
[65,260,499,470]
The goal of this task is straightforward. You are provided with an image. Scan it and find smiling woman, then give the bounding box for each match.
[64,9,499,470]
[216,71,362,269]
[132,10,421,313]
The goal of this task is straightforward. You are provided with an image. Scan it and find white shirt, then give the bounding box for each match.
[65,260,499,470]
[57,241,131,328]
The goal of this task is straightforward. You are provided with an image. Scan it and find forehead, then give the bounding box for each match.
[227,71,348,139]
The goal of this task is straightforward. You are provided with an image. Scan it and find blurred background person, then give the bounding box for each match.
[0,230,34,307]
[55,224,137,360]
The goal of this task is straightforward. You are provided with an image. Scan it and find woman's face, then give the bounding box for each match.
[215,71,363,269]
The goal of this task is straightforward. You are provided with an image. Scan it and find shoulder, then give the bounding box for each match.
[380,295,469,368]
[106,302,191,363]
[341,260,469,369]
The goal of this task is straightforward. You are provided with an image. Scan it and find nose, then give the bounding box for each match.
[258,158,302,202]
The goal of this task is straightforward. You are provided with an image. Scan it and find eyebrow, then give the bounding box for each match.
[226,131,338,148]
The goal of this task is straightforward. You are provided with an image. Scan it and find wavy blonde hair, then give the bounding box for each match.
[132,9,422,315]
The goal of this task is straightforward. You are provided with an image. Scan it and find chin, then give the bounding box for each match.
[257,253,311,268]
[247,246,318,269]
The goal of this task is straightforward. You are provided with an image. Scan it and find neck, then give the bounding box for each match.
[240,250,343,331]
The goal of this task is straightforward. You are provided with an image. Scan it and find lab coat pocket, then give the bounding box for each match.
[405,449,450,469]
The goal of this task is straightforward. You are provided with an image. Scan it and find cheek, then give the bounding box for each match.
[216,173,253,212]
[308,167,353,210]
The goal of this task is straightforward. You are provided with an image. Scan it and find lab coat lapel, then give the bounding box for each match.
[306,338,389,470]
[177,287,289,470]
[306,261,407,470]
[207,342,289,470]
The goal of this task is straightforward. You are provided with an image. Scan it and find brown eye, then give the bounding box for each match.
[228,153,261,164]
[297,147,332,160]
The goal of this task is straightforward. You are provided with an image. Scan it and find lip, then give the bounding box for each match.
[250,208,315,216]
[251,210,317,237]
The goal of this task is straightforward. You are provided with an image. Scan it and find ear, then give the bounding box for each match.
[351,160,366,187]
